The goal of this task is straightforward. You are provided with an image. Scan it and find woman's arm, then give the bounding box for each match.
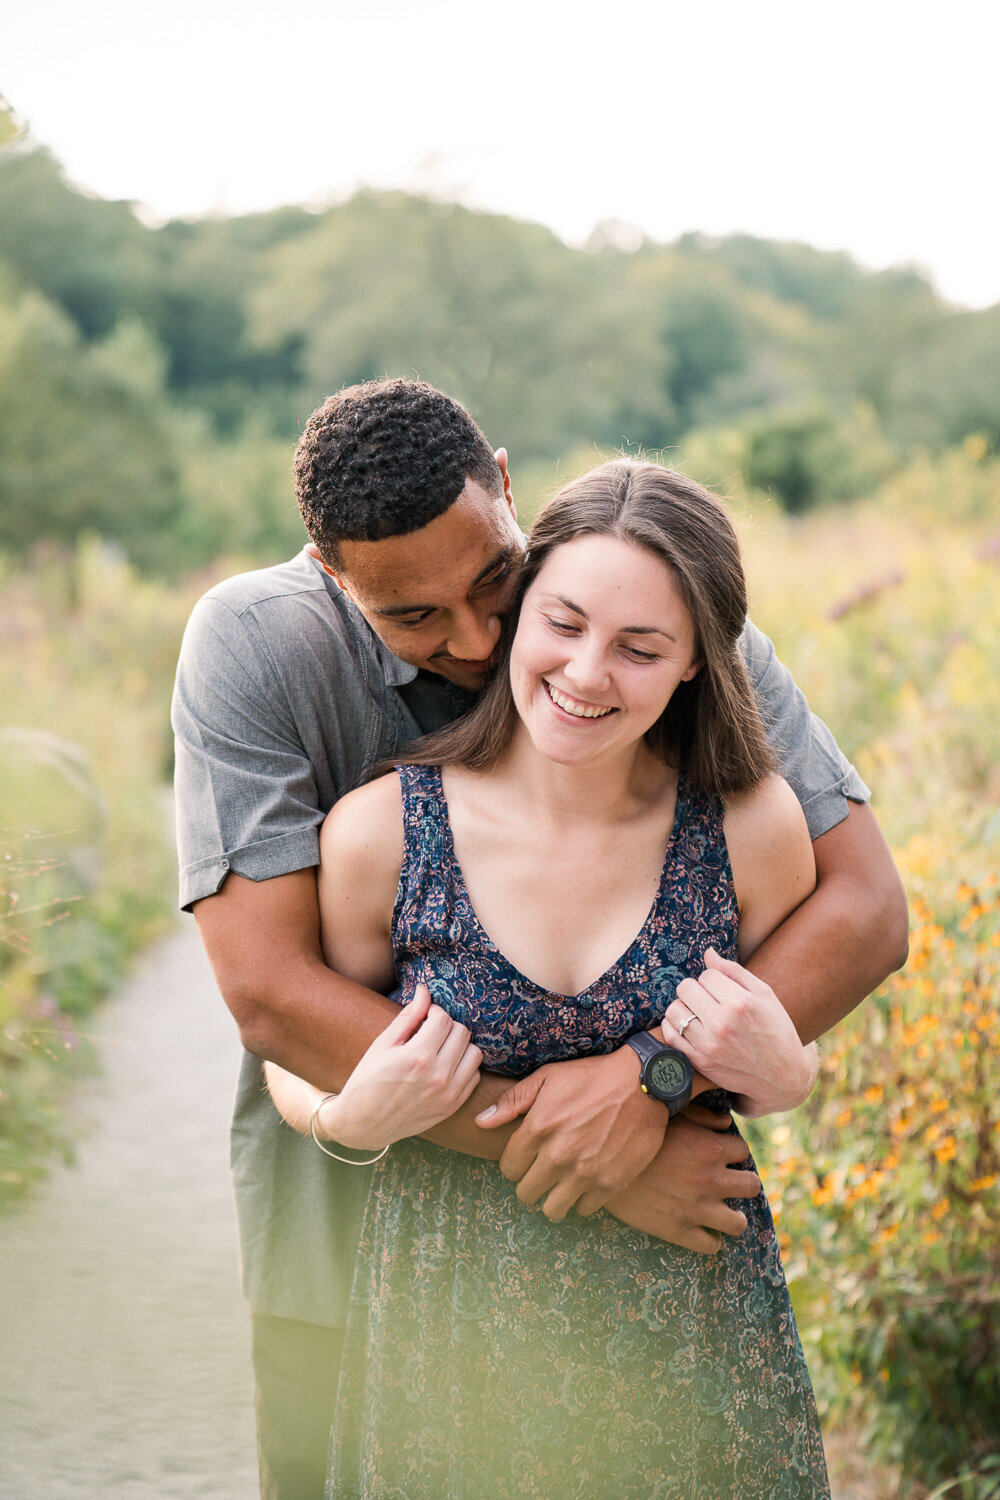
[660,774,819,1118]
[264,774,482,1147]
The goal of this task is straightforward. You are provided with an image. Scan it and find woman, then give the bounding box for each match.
[267,461,830,1498]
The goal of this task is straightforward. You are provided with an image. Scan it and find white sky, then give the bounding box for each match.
[3,0,998,308]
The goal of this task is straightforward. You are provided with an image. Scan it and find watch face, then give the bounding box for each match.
[648,1051,689,1098]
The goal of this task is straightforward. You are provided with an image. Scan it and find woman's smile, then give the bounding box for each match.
[543,680,619,721]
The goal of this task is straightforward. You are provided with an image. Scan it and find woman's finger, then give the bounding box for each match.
[376,988,432,1048]
[695,968,753,1007]
[661,1005,713,1060]
[435,1018,474,1071]
[408,1003,455,1053]
[703,947,773,996]
[676,975,718,1011]
[451,1044,483,1096]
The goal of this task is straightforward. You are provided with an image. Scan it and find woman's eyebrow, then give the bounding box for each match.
[545,593,677,642]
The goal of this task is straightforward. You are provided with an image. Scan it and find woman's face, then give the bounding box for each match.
[509,534,700,769]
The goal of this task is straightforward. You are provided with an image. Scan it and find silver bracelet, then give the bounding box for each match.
[309,1094,390,1166]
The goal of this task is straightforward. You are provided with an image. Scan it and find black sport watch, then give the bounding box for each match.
[625,1033,693,1117]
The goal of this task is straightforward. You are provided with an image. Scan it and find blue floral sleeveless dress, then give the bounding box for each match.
[327,765,830,1499]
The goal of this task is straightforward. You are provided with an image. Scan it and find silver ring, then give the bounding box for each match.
[677,1011,700,1039]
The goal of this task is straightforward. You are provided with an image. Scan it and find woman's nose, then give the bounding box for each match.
[564,641,610,695]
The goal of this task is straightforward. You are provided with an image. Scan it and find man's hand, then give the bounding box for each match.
[605,1105,760,1254]
[476,1047,667,1221]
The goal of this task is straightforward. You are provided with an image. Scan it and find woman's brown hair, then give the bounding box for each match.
[395,460,775,797]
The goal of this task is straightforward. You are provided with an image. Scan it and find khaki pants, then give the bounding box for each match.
[252,1311,346,1500]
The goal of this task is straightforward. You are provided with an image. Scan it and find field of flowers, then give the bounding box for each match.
[1,442,997,1494]
[736,446,1000,1496]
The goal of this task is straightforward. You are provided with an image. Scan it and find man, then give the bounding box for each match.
[172,378,907,1498]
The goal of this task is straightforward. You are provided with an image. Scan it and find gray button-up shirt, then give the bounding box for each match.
[172,546,868,1327]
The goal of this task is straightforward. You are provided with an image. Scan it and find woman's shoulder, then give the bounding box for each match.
[320,771,404,873]
[723,774,816,958]
[723,772,808,850]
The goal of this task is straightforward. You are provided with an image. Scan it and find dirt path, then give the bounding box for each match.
[0,921,256,1499]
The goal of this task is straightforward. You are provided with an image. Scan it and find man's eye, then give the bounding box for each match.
[477,565,511,593]
[396,614,432,629]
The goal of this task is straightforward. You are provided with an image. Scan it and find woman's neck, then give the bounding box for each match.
[491,726,673,828]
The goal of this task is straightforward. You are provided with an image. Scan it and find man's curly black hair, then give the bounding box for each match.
[294,379,503,567]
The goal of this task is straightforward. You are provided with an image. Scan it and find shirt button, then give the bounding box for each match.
[221,859,230,870]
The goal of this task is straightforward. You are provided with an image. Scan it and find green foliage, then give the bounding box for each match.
[0,543,204,1205]
[2,142,998,580]
[0,288,188,565]
[740,498,1000,1490]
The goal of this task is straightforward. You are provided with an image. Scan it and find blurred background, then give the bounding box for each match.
[1,2,997,1496]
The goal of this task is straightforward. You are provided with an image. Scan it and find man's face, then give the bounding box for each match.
[323,476,523,690]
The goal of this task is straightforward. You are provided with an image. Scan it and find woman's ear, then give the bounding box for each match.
[681,660,702,683]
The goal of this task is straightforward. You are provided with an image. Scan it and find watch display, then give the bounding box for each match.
[625,1032,694,1116]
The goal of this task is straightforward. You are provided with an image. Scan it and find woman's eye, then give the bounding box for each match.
[623,646,658,662]
[544,616,579,635]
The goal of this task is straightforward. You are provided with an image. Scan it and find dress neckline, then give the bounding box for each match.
[427,764,688,1004]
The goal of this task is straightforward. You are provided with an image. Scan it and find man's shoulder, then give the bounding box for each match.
[188,550,361,657]
[199,549,334,620]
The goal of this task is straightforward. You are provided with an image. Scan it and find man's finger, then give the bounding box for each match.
[539,1182,580,1222]
[512,1156,560,1205]
[718,1165,761,1201]
[476,1072,544,1128]
[680,1104,733,1131]
[574,1188,613,1217]
[699,1201,749,1236]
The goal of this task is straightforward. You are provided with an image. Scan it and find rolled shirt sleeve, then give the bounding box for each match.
[171,596,324,909]
[741,619,870,840]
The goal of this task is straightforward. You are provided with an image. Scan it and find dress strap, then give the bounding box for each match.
[391,764,455,943]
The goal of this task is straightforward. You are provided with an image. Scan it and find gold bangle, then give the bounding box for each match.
[308,1094,390,1166]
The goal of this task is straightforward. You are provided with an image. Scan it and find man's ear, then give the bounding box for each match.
[495,447,516,519]
[305,541,345,587]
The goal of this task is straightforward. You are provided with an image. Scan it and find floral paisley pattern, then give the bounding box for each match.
[327,765,830,1499]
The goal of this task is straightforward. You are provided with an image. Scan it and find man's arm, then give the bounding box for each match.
[194,867,514,1161]
[741,799,908,1041]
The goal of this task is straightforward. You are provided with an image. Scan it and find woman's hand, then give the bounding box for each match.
[661,949,819,1119]
[317,985,483,1150]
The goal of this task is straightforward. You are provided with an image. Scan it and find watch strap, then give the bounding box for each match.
[625,1032,662,1067]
